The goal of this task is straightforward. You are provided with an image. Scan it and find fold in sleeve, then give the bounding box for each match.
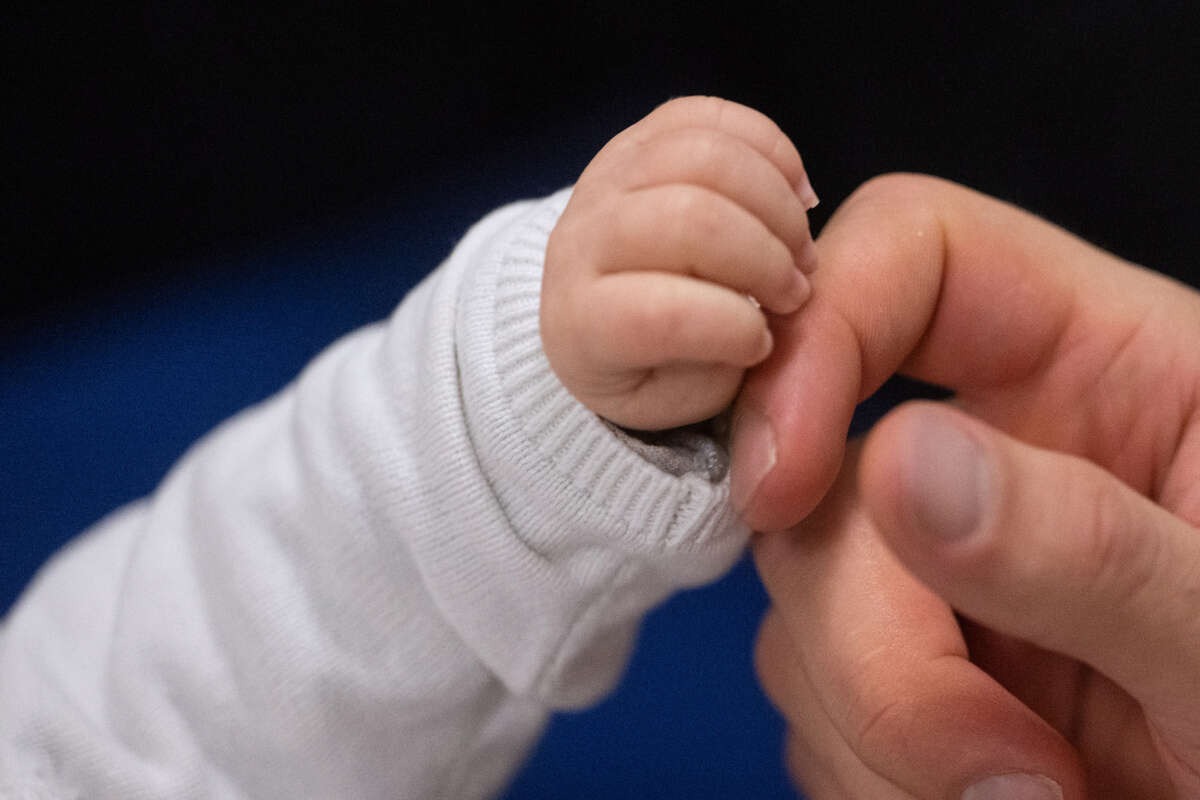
[0,189,750,799]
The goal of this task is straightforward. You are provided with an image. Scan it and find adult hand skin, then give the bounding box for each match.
[735,175,1200,797]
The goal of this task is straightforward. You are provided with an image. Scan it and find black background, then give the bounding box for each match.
[8,3,1198,330]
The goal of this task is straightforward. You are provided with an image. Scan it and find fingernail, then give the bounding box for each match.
[962,773,1063,800]
[789,268,812,308]
[730,406,776,513]
[795,234,818,274]
[795,173,820,210]
[908,414,989,540]
[755,327,774,362]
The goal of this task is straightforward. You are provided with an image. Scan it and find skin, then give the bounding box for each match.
[543,97,1200,796]
[540,96,819,431]
[740,174,1200,797]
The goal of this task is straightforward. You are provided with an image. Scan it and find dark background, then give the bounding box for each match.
[4,4,1198,798]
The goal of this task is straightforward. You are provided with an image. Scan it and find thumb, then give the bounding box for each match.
[861,401,1200,721]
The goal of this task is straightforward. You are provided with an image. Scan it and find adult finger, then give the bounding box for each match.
[861,401,1200,793]
[730,173,1194,531]
[755,611,920,799]
[753,446,1086,800]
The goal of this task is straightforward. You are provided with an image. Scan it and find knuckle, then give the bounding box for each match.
[1076,469,1160,611]
[845,172,940,211]
[649,126,737,187]
[653,94,708,116]
[679,127,725,171]
[672,94,731,122]
[621,296,676,354]
[842,647,912,758]
[701,95,771,137]
[705,95,735,127]
[671,187,723,244]
[655,300,694,345]
[852,693,910,758]
[608,200,650,262]
[547,207,604,271]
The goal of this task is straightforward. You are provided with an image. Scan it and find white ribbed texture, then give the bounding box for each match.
[0,189,749,799]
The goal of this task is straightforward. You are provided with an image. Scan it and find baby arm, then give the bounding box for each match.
[541,96,819,430]
[0,102,785,798]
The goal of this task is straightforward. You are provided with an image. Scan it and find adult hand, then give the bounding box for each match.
[735,174,1200,797]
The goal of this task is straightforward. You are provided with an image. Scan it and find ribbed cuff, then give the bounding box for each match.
[481,189,748,558]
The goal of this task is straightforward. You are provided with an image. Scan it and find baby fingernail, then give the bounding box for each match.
[795,173,820,210]
[755,327,774,362]
[730,406,776,514]
[789,268,812,308]
[796,235,818,274]
[962,773,1063,800]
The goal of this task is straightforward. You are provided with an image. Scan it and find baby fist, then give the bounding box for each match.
[540,96,819,430]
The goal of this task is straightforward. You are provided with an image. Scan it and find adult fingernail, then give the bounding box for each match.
[795,173,819,210]
[730,406,776,513]
[962,773,1063,800]
[908,413,990,541]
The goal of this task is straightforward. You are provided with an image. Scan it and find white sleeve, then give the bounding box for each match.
[0,189,749,800]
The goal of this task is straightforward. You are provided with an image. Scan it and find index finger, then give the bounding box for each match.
[732,172,1198,531]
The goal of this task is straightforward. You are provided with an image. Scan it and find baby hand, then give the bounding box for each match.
[540,96,819,430]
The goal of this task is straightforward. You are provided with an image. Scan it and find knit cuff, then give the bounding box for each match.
[462,188,748,561]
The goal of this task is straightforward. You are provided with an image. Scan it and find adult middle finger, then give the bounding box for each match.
[752,444,1086,799]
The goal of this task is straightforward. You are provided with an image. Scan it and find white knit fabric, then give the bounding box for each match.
[0,189,749,799]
